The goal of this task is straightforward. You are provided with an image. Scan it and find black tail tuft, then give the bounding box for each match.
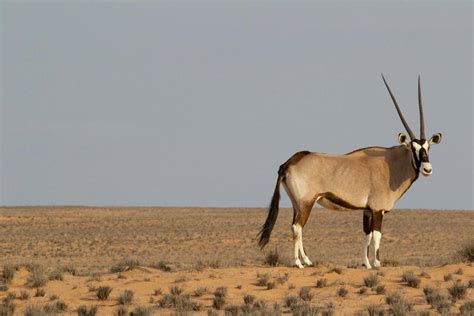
[257,174,283,249]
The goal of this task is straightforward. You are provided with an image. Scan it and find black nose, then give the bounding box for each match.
[423,167,432,173]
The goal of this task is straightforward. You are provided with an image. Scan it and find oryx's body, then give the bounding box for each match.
[258,75,442,269]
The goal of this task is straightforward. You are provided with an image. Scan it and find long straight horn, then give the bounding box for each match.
[381,74,416,140]
[418,75,426,140]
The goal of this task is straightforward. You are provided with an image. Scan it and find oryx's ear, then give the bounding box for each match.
[398,133,409,146]
[429,132,442,145]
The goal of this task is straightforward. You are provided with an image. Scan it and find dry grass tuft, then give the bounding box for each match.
[299,286,314,301]
[110,259,140,273]
[264,248,280,267]
[337,287,348,297]
[77,305,98,316]
[460,300,474,315]
[447,280,467,302]
[96,286,112,301]
[385,292,413,315]
[455,241,474,262]
[27,265,48,288]
[364,273,379,288]
[316,278,327,288]
[401,271,420,288]
[117,290,134,305]
[2,265,15,284]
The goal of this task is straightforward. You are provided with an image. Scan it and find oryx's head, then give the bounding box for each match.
[382,74,442,177]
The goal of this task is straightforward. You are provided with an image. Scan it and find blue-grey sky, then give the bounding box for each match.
[1,2,472,209]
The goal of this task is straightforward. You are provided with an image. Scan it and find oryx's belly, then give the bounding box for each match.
[317,192,368,211]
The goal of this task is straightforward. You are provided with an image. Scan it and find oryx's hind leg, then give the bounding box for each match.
[292,200,315,268]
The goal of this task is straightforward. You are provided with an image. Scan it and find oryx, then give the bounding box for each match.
[258,75,442,269]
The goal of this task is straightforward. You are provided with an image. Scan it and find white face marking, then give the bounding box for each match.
[422,141,429,152]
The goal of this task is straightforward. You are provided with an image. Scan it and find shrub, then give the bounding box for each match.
[212,287,227,310]
[193,287,207,297]
[359,287,368,294]
[34,288,45,297]
[337,287,348,297]
[276,273,289,284]
[77,305,98,316]
[455,268,464,275]
[24,304,46,316]
[456,241,474,262]
[419,271,430,278]
[364,273,379,288]
[366,304,384,316]
[264,248,280,266]
[117,290,134,305]
[290,302,319,315]
[110,259,140,273]
[444,273,453,281]
[423,287,451,313]
[374,285,386,294]
[116,306,128,316]
[401,271,420,288]
[469,279,474,288]
[299,286,313,301]
[284,296,298,309]
[448,281,467,302]
[28,265,48,288]
[256,273,270,286]
[315,278,327,288]
[243,294,255,305]
[169,285,183,296]
[96,286,112,301]
[460,300,474,315]
[153,288,162,296]
[266,281,276,290]
[328,267,343,274]
[214,287,227,298]
[130,306,153,316]
[48,270,64,281]
[0,284,8,291]
[153,261,172,272]
[20,290,30,300]
[224,305,239,316]
[2,265,15,283]
[0,299,15,316]
[385,292,413,316]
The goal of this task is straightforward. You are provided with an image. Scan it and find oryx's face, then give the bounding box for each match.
[383,75,443,177]
[398,133,442,176]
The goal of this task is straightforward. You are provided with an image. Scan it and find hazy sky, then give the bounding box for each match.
[1,2,472,209]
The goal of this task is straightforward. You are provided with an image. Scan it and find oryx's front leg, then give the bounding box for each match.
[362,211,373,269]
[292,224,304,269]
[372,211,384,268]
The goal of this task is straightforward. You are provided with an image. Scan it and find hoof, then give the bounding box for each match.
[303,257,313,266]
[295,259,304,269]
[362,262,372,269]
[373,260,381,268]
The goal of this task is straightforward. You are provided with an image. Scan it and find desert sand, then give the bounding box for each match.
[0,207,473,315]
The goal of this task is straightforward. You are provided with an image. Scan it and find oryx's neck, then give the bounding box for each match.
[386,145,419,200]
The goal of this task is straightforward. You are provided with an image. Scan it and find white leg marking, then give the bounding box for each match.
[297,225,313,266]
[373,230,382,267]
[292,224,304,268]
[363,232,373,269]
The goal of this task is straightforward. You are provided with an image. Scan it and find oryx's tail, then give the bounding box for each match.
[257,172,284,249]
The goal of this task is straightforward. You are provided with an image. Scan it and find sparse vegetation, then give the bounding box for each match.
[117,290,134,305]
[460,300,474,315]
[447,280,467,302]
[34,288,45,297]
[77,305,98,316]
[455,241,474,262]
[276,273,289,284]
[290,302,319,315]
[130,306,153,316]
[153,261,172,272]
[359,287,368,294]
[2,265,15,284]
[455,268,464,275]
[96,286,113,301]
[423,287,451,314]
[316,278,327,288]
[256,273,270,286]
[20,290,30,300]
[401,271,420,288]
[27,265,48,288]
[299,286,314,301]
[364,273,379,288]
[337,287,348,297]
[193,287,207,297]
[468,279,474,288]
[116,306,128,316]
[374,285,385,294]
[328,267,343,274]
[243,294,255,305]
[212,287,227,310]
[48,270,64,281]
[444,273,453,281]
[385,292,413,316]
[366,304,384,316]
[110,259,140,273]
[264,248,280,266]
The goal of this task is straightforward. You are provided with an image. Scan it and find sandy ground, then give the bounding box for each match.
[0,207,473,315]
